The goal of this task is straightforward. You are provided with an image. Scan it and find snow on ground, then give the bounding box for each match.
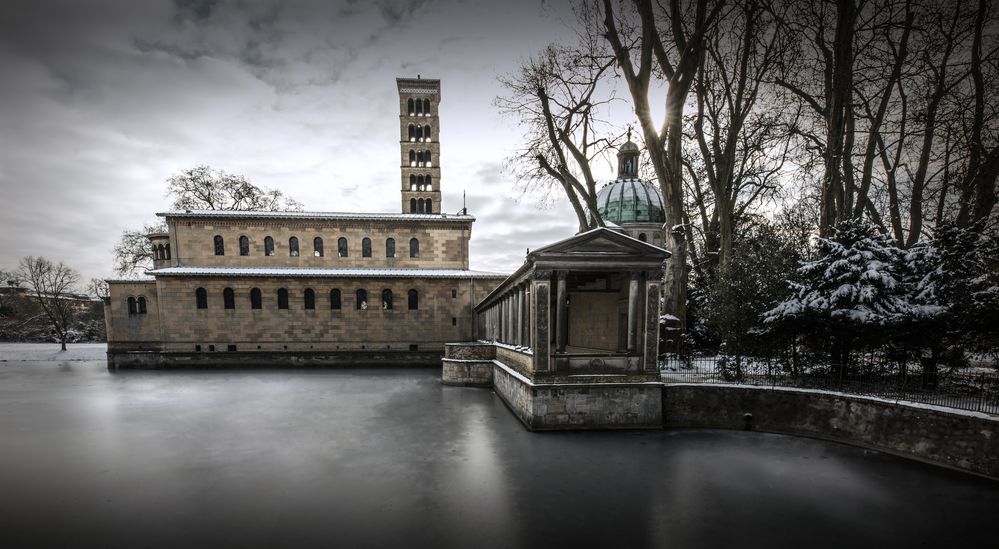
[0,343,107,362]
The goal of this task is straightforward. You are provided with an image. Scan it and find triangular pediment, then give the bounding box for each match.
[530,228,670,260]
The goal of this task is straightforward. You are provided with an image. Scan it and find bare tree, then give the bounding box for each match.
[113,166,304,277]
[87,278,110,301]
[497,5,620,232]
[112,222,167,277]
[168,166,303,212]
[17,256,81,351]
[601,0,726,330]
[685,0,793,271]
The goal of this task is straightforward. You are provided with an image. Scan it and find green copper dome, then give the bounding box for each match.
[595,179,665,225]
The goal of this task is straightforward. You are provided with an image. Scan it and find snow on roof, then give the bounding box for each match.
[147,267,508,279]
[157,210,475,223]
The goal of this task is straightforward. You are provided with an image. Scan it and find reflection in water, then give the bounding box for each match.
[0,361,997,549]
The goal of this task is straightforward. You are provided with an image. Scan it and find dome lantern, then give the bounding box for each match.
[617,128,640,179]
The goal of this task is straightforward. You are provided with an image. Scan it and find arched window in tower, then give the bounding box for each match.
[408,289,419,310]
[409,238,420,258]
[409,149,416,166]
[338,237,348,257]
[410,174,417,191]
[423,99,430,115]
[415,150,423,166]
[314,237,324,257]
[425,150,432,167]
[410,198,417,213]
[407,98,414,115]
[426,198,433,212]
[386,238,396,257]
[250,288,262,309]
[408,124,415,141]
[356,289,368,310]
[289,237,299,257]
[277,288,289,310]
[382,289,393,310]
[137,297,147,314]
[423,125,431,141]
[165,244,171,259]
[214,235,225,256]
[362,237,372,257]
[415,125,424,141]
[127,297,137,315]
[330,289,341,310]
[304,288,315,310]
[415,98,423,115]
[196,288,208,309]
[426,175,432,189]
[417,198,425,213]
[223,288,235,310]
[264,236,274,256]
[239,236,249,256]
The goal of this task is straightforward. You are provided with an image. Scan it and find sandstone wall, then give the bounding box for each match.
[165,217,470,269]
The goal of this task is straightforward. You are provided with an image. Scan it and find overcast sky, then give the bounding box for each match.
[0,0,638,282]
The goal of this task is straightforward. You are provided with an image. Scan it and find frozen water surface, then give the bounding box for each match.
[1,349,997,548]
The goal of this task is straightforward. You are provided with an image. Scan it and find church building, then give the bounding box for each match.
[103,77,507,369]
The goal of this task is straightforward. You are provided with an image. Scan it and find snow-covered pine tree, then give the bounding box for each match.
[911,221,999,356]
[763,220,916,368]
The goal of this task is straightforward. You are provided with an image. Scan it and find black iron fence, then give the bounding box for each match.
[661,351,999,416]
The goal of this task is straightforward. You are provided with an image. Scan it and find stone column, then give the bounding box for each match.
[643,270,663,372]
[627,271,641,353]
[520,283,529,349]
[514,286,522,346]
[507,293,514,344]
[531,271,551,373]
[556,270,568,353]
[500,296,510,343]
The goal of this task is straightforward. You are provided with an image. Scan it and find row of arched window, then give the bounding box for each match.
[410,198,433,214]
[407,98,432,116]
[127,296,147,315]
[196,287,419,311]
[408,149,433,167]
[214,236,419,258]
[409,174,432,191]
[153,244,171,260]
[408,124,432,142]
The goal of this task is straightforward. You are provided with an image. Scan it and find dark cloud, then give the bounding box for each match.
[175,0,220,21]
[0,0,625,282]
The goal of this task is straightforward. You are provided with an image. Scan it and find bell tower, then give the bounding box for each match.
[397,76,441,214]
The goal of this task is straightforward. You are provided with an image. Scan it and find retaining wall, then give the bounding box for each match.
[663,384,999,479]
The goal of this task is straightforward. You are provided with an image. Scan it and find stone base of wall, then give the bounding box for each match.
[663,384,999,480]
[492,360,663,430]
[107,350,443,371]
[441,359,494,386]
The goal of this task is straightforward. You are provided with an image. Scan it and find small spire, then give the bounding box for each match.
[627,125,632,142]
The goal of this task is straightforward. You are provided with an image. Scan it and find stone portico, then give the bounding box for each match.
[443,227,670,430]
